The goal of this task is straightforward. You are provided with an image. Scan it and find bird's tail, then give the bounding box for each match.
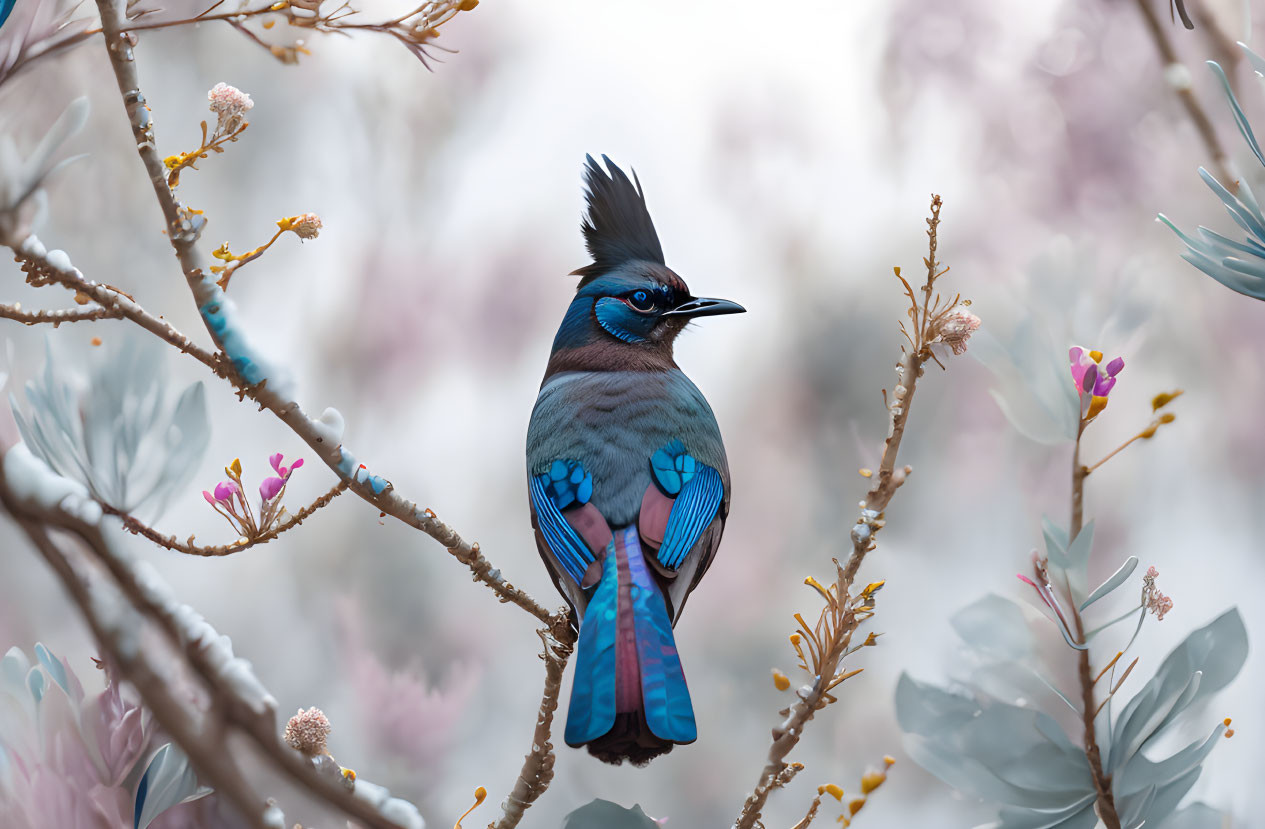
[564,525,696,766]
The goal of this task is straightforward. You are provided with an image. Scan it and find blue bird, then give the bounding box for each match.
[527,155,744,765]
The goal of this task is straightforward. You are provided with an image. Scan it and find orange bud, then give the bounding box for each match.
[772,669,791,691]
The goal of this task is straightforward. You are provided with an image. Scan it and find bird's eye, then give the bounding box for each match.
[627,290,655,312]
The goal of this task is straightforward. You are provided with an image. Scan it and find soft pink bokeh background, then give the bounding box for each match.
[2,0,1263,825]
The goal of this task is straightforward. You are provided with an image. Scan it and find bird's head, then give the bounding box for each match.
[548,155,743,368]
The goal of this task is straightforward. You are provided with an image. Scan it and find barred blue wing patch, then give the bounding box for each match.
[530,466,595,585]
[650,439,697,496]
[657,466,724,570]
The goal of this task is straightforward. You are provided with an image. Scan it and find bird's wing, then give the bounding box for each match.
[638,439,728,619]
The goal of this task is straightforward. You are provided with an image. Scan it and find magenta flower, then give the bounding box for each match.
[260,453,303,503]
[1069,346,1125,420]
[203,453,302,540]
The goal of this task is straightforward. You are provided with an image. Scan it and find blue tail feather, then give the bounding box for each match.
[565,527,697,749]
[565,541,618,745]
[623,527,696,742]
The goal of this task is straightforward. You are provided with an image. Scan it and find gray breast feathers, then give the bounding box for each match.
[527,370,728,526]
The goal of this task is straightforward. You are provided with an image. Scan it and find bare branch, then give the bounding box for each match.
[489,619,575,829]
[0,300,122,325]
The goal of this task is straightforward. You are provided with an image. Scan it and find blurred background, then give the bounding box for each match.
[1,0,1263,825]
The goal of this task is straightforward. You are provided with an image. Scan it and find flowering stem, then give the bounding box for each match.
[1068,422,1121,829]
[106,480,348,556]
[735,197,948,829]
[83,8,555,625]
[215,228,284,289]
[1084,432,1145,476]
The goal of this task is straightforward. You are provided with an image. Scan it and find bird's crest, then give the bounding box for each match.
[573,154,665,288]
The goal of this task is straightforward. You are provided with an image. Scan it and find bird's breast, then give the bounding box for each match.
[527,370,727,526]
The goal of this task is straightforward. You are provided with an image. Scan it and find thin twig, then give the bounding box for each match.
[0,301,123,325]
[104,479,348,556]
[1131,0,1235,190]
[489,618,576,829]
[733,196,949,829]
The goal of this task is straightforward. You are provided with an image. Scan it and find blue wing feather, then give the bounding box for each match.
[529,473,594,584]
[565,540,619,745]
[657,465,724,570]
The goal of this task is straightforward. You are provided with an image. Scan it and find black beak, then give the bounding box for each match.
[662,296,746,318]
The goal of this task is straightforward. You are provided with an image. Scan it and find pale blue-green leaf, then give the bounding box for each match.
[33,643,68,695]
[564,799,660,829]
[1156,801,1225,829]
[1208,61,1265,166]
[952,594,1034,661]
[1080,557,1137,612]
[0,647,30,697]
[973,326,1078,445]
[1143,769,1199,825]
[1042,517,1069,571]
[1240,40,1265,78]
[1118,784,1157,829]
[997,796,1096,829]
[1115,723,1224,797]
[1109,608,1247,770]
[896,675,1093,809]
[970,662,1079,715]
[134,744,212,829]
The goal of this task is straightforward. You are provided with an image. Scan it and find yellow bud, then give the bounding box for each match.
[163,155,181,170]
[1152,390,1184,411]
[772,669,790,691]
[1224,717,1233,726]
[858,468,873,478]
[1139,425,1157,439]
[1226,728,1236,738]
[861,770,886,794]
[1087,395,1108,420]
[893,266,901,277]
[212,243,234,262]
[863,632,879,646]
[861,580,885,597]
[790,633,801,645]
[823,783,844,801]
[849,797,866,816]
[341,767,356,781]
[473,786,487,803]
[1159,413,1176,424]
[263,18,276,28]
[791,762,805,770]
[883,756,895,767]
[1089,350,1103,363]
[459,0,479,8]
[230,458,242,477]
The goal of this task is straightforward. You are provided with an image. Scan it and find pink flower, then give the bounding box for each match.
[284,707,332,757]
[260,454,303,502]
[937,305,981,355]
[212,481,237,502]
[1069,346,1125,419]
[1143,565,1174,621]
